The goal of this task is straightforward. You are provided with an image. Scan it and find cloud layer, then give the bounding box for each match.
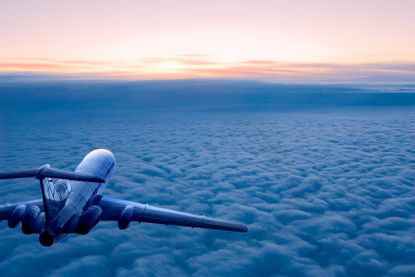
[0,81,414,276]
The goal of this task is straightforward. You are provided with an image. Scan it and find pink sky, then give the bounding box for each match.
[1,0,414,82]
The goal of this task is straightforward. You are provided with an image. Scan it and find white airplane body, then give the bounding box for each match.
[0,149,247,246]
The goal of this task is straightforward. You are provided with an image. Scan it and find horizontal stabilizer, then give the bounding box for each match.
[0,165,104,183]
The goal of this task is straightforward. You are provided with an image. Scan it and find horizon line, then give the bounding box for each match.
[0,58,414,84]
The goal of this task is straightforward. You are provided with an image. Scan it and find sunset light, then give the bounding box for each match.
[1,0,414,82]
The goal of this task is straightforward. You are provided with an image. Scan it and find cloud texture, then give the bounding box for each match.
[0,81,414,276]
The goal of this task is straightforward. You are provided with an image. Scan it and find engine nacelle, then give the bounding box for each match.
[8,205,27,228]
[118,205,134,230]
[75,205,102,235]
[21,206,42,235]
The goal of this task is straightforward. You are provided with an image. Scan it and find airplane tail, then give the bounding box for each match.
[0,164,104,228]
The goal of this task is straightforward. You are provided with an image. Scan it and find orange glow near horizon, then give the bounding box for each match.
[1,58,414,83]
[0,1,414,82]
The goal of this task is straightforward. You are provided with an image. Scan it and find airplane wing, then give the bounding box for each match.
[0,199,43,222]
[97,196,248,232]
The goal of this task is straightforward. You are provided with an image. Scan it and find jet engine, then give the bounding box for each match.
[22,206,43,234]
[118,205,134,230]
[75,205,102,235]
[7,204,45,234]
[8,204,26,228]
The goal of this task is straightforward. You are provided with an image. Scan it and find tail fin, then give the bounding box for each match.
[0,164,104,183]
[0,164,104,228]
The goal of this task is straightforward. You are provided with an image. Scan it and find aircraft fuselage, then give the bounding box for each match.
[39,149,116,246]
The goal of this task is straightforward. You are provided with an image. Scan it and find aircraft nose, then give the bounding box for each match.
[86,149,115,161]
[76,149,116,180]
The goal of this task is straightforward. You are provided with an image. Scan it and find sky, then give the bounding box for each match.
[0,0,414,81]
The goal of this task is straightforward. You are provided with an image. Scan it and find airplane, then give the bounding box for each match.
[0,149,247,247]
